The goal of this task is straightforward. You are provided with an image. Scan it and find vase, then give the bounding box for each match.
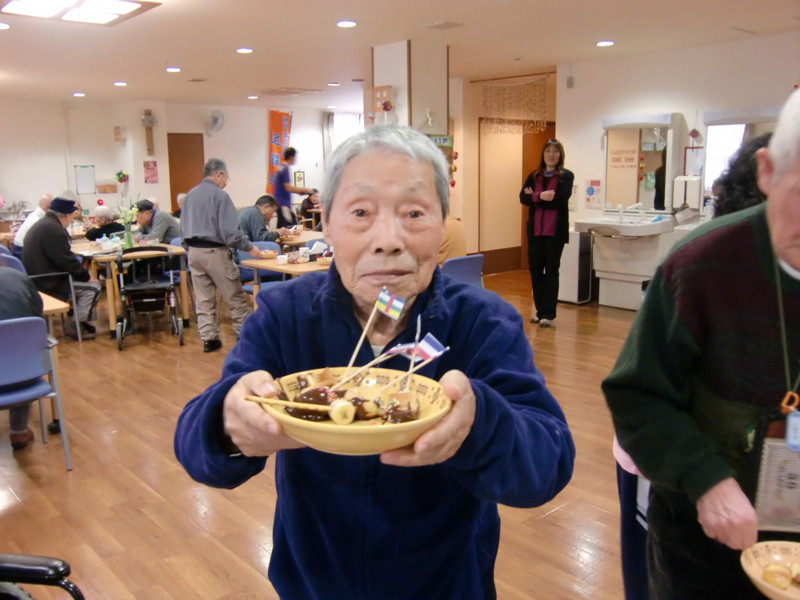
[124,223,134,249]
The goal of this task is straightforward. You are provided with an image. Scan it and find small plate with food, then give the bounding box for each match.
[247,366,451,455]
[259,250,278,259]
[741,542,800,599]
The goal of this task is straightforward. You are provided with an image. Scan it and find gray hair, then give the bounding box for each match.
[203,158,228,177]
[255,194,277,208]
[768,87,800,180]
[319,125,449,220]
[94,206,116,220]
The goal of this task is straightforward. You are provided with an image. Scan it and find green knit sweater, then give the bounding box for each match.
[604,203,800,508]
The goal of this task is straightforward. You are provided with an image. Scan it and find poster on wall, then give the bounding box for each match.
[585,179,603,210]
[74,165,95,194]
[143,160,159,184]
[267,110,292,195]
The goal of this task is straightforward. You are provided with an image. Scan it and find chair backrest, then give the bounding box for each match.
[0,245,11,256]
[0,253,26,273]
[0,317,49,388]
[169,237,182,247]
[441,254,484,288]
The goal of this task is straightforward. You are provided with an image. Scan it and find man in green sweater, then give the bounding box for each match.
[604,87,800,599]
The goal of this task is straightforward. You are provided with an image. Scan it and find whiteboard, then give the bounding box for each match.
[74,165,96,194]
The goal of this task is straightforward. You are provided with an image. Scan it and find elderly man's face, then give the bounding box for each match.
[135,210,151,226]
[322,150,445,316]
[259,204,276,222]
[758,148,800,270]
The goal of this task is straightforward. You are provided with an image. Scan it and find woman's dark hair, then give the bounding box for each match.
[533,138,566,179]
[713,132,771,218]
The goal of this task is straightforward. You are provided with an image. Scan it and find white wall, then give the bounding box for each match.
[557,31,799,222]
[0,100,326,214]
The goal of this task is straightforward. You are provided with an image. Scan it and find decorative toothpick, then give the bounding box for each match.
[376,346,450,395]
[344,287,406,376]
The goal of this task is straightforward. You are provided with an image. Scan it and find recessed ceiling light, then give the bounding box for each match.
[0,22,9,29]
[166,66,181,73]
[337,20,356,28]
[114,81,127,86]
[248,95,258,100]
[326,106,335,109]
[2,0,74,18]
[236,47,253,54]
[596,40,614,47]
[327,82,340,87]
[73,92,85,97]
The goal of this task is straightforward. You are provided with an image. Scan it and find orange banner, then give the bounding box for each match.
[267,111,292,195]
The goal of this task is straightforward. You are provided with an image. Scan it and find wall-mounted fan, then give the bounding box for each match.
[206,109,225,136]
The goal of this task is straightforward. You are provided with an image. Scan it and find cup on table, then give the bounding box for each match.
[276,254,288,265]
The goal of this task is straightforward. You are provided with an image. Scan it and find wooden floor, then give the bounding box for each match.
[0,271,636,599]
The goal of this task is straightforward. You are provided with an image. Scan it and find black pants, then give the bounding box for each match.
[527,235,565,320]
[617,465,650,600]
[647,493,767,600]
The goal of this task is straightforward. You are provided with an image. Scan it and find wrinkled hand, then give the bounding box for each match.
[277,227,291,237]
[248,245,265,258]
[380,370,476,467]
[223,371,305,457]
[540,190,555,201]
[696,477,758,550]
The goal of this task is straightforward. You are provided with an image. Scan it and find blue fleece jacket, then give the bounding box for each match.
[174,266,575,600]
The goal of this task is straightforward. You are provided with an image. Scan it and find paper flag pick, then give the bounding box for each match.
[416,332,446,361]
[375,287,405,320]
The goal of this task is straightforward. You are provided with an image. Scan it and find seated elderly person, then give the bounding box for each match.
[238,194,290,242]
[22,197,101,340]
[85,206,124,241]
[11,193,52,258]
[174,125,575,599]
[135,199,180,243]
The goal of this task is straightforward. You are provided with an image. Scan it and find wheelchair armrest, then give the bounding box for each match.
[0,553,71,585]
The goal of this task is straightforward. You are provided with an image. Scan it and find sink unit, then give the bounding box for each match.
[574,212,676,310]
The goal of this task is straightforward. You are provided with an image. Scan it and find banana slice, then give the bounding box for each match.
[329,399,356,425]
[763,563,792,590]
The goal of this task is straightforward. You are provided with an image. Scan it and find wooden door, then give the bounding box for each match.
[520,124,556,269]
[167,133,204,212]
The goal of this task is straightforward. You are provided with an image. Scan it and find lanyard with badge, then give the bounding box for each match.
[752,255,800,533]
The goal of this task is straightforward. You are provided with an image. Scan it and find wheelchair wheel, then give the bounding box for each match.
[0,582,34,600]
[116,321,124,351]
[177,317,184,345]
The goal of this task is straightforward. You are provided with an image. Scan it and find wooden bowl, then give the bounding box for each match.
[741,542,800,599]
[259,250,277,259]
[260,367,451,455]
[315,256,333,264]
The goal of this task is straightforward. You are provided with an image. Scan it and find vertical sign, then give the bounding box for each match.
[267,111,292,195]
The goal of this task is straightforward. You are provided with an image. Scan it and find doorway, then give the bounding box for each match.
[167,133,204,213]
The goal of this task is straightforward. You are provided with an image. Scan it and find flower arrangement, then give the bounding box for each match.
[116,204,138,225]
[381,100,393,112]
[115,170,129,183]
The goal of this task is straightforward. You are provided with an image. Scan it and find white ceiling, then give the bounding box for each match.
[1,0,798,113]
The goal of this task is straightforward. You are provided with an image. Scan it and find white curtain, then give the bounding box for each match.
[324,112,364,166]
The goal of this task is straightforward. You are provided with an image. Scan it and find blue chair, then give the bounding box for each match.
[0,253,25,272]
[441,254,484,288]
[0,255,83,342]
[0,317,73,470]
[0,245,11,256]
[238,241,282,283]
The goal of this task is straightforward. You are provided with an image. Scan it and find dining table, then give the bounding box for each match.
[70,241,191,336]
[239,257,331,299]
[0,231,15,249]
[277,230,325,249]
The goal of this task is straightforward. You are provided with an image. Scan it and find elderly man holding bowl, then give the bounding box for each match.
[174,125,574,600]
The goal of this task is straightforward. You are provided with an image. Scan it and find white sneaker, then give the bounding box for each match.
[539,318,551,327]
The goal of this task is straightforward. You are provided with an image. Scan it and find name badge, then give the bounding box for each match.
[787,411,800,452]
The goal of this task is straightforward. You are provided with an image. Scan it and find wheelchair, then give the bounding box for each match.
[0,553,84,599]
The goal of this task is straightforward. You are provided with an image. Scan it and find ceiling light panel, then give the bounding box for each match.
[2,0,75,18]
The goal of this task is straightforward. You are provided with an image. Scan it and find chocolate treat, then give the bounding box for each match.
[287,386,331,421]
